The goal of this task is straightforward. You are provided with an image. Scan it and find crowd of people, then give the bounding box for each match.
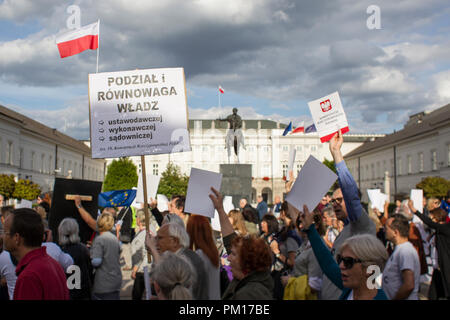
[0,130,449,300]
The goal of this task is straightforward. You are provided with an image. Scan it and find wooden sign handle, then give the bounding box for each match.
[65,195,93,201]
[141,155,152,264]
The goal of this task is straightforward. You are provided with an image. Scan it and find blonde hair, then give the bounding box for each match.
[34,205,47,220]
[338,234,388,271]
[150,251,195,300]
[228,209,248,235]
[97,212,115,233]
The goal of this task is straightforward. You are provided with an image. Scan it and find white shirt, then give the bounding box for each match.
[0,251,17,300]
[42,242,74,271]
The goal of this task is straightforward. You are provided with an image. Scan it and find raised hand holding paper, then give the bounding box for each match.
[287,147,296,181]
[308,91,349,143]
[184,168,223,218]
[212,196,234,231]
[285,155,337,212]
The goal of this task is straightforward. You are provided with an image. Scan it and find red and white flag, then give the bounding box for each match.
[218,85,225,94]
[56,21,99,58]
[292,122,305,134]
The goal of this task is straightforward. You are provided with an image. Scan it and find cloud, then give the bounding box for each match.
[0,0,449,136]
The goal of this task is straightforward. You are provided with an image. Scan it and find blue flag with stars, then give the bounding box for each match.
[282,121,292,136]
[98,189,137,208]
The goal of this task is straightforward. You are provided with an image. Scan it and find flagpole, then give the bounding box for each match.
[96,19,100,73]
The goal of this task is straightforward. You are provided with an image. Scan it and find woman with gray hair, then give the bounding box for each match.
[58,218,93,300]
[301,205,389,300]
[150,251,195,300]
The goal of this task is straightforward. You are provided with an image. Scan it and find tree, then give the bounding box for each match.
[158,162,189,198]
[103,158,138,192]
[13,179,41,201]
[416,176,450,199]
[323,158,339,190]
[0,174,16,199]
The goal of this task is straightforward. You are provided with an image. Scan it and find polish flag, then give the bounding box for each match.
[218,86,225,94]
[56,21,99,58]
[292,122,305,134]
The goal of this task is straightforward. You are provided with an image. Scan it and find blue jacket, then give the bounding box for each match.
[257,201,268,220]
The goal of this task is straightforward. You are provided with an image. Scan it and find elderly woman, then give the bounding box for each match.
[210,188,274,300]
[150,251,195,300]
[90,212,122,300]
[58,218,93,300]
[301,205,389,300]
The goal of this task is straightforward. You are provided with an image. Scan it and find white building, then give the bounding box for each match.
[345,103,450,202]
[0,105,106,193]
[109,119,382,204]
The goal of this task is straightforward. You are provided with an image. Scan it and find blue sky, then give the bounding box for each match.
[1,0,450,140]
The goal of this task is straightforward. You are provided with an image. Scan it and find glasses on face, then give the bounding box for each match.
[331,197,344,205]
[337,254,362,269]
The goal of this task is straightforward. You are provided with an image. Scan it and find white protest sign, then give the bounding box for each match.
[156,194,169,212]
[184,168,222,218]
[16,199,32,209]
[367,189,381,209]
[410,189,423,214]
[211,196,234,232]
[285,155,337,212]
[88,68,191,158]
[135,174,160,204]
[307,91,349,143]
[287,148,296,181]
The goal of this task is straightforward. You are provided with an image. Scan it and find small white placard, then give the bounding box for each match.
[287,148,296,181]
[211,196,235,232]
[16,199,33,209]
[156,194,169,212]
[307,91,349,143]
[184,168,223,218]
[285,155,337,212]
[410,189,423,214]
[135,174,160,204]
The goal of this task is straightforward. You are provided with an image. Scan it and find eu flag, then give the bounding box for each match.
[98,189,137,208]
[282,122,292,136]
[305,123,317,133]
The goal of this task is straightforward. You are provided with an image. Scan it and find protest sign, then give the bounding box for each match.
[410,189,423,214]
[367,189,388,213]
[184,168,223,218]
[211,196,234,231]
[88,67,191,158]
[287,148,296,181]
[135,174,160,204]
[285,155,337,212]
[156,194,169,212]
[16,199,32,209]
[307,91,349,143]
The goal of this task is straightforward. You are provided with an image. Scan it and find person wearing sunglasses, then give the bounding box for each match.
[300,205,389,300]
[320,129,377,299]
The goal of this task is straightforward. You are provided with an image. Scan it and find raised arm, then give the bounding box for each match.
[74,195,97,231]
[329,130,363,222]
[301,205,343,290]
[408,200,449,234]
[209,187,236,254]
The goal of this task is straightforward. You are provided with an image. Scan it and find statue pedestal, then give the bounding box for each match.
[220,164,252,209]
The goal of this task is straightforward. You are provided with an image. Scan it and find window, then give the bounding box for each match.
[7,141,13,165]
[138,163,142,174]
[311,145,317,152]
[296,146,302,152]
[418,153,424,172]
[31,151,35,170]
[390,159,394,177]
[296,163,303,172]
[19,148,24,168]
[282,164,288,177]
[262,164,270,177]
[282,145,289,152]
[447,144,450,166]
[41,154,45,173]
[376,162,380,178]
[431,150,437,171]
[63,160,66,175]
[49,156,53,173]
[398,157,402,175]
[262,146,270,154]
[407,155,412,174]
[202,146,209,152]
[371,163,375,179]
[153,164,159,175]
